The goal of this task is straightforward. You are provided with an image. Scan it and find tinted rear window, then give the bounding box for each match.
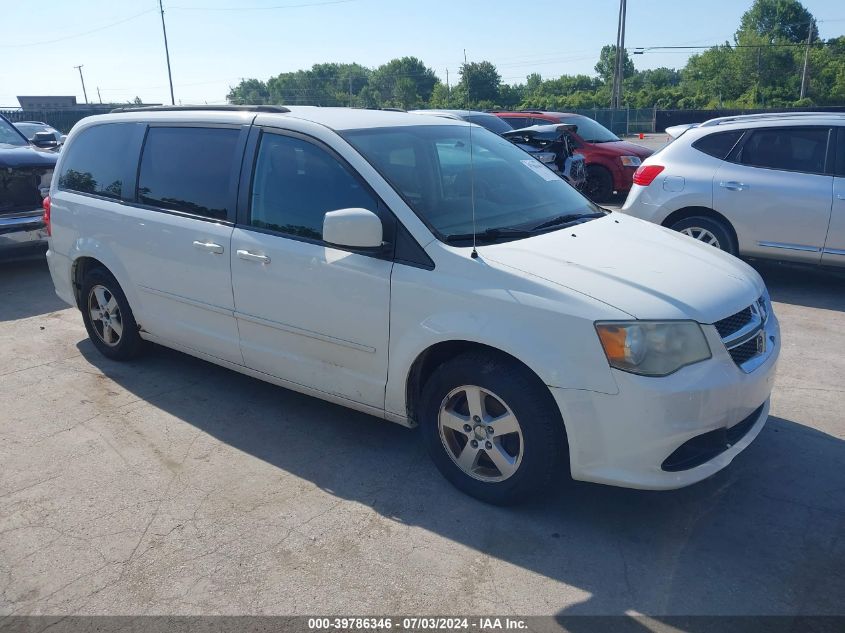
[736,127,830,174]
[692,130,744,160]
[137,127,240,220]
[58,123,135,199]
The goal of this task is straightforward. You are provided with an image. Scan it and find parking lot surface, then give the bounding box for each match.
[1,253,843,618]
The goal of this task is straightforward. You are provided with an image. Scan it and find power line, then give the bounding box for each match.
[168,0,355,10]
[0,9,157,48]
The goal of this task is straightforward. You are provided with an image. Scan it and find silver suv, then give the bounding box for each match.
[619,113,845,268]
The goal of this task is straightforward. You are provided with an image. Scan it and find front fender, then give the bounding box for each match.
[385,261,622,418]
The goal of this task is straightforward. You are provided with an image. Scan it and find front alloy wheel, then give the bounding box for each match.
[419,351,567,505]
[438,385,523,482]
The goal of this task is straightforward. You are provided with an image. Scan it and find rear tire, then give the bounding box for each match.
[585,165,614,202]
[80,267,145,361]
[419,351,567,505]
[670,215,737,256]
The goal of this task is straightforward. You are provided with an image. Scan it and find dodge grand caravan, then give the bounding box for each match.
[46,106,779,505]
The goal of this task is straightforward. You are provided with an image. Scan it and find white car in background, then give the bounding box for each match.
[619,113,845,267]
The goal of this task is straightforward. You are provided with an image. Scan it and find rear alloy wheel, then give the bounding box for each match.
[670,215,737,256]
[80,267,145,360]
[420,351,567,505]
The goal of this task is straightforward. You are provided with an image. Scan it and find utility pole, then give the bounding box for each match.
[446,68,450,94]
[158,0,175,105]
[611,0,627,109]
[74,65,89,104]
[618,0,626,108]
[800,20,815,100]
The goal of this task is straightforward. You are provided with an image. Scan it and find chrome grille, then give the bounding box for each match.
[728,337,760,365]
[714,307,753,338]
[717,295,769,372]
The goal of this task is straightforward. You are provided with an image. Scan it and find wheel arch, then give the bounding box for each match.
[71,256,109,309]
[405,340,560,429]
[661,206,738,251]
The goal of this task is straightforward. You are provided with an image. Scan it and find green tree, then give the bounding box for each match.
[227,78,269,104]
[369,57,438,109]
[460,61,501,105]
[737,0,818,44]
[594,45,634,84]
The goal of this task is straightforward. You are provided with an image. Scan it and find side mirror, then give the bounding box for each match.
[323,208,383,250]
[32,132,57,148]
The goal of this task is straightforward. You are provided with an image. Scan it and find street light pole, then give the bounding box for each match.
[74,65,89,104]
[158,0,176,105]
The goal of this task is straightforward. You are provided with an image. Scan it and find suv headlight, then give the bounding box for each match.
[620,156,642,167]
[595,321,711,377]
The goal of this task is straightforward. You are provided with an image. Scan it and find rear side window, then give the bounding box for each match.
[503,116,531,129]
[249,133,378,241]
[692,130,744,160]
[58,123,134,199]
[735,127,830,175]
[137,127,240,220]
[836,127,845,177]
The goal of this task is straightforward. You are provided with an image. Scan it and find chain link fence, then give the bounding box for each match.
[571,108,656,136]
[0,108,108,133]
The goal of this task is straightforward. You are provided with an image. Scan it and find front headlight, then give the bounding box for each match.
[620,156,642,167]
[595,321,711,377]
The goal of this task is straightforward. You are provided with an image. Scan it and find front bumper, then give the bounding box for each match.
[551,313,780,490]
[0,211,47,251]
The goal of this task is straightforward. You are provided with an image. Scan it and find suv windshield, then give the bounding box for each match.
[558,115,619,143]
[0,117,29,148]
[342,125,600,242]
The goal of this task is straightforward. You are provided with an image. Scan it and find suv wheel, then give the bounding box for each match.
[585,165,614,202]
[419,352,566,505]
[670,216,737,256]
[80,267,145,360]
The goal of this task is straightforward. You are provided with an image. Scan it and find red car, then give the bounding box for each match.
[493,111,653,201]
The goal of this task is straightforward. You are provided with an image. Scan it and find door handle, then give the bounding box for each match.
[837,194,845,200]
[192,240,224,254]
[720,181,749,191]
[237,249,271,264]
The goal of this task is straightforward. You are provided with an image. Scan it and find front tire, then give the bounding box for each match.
[585,165,614,202]
[80,267,145,360]
[670,215,737,255]
[419,351,567,505]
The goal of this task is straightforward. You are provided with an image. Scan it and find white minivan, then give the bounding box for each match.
[45,106,779,504]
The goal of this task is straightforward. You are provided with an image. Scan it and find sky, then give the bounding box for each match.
[2,0,844,108]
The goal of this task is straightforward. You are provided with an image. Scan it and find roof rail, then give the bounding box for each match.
[361,107,406,112]
[109,104,290,114]
[700,111,845,127]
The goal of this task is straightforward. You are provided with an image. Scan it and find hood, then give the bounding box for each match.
[479,214,764,323]
[591,139,653,159]
[0,145,59,169]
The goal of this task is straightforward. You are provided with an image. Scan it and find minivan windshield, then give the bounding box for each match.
[558,115,620,143]
[0,117,29,148]
[342,125,601,243]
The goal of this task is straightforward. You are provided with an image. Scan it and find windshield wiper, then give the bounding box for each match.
[445,227,534,243]
[529,212,605,232]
